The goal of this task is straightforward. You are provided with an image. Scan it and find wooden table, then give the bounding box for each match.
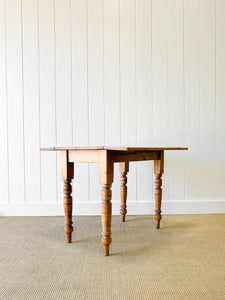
[41,146,188,256]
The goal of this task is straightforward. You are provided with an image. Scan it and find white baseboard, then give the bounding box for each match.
[0,201,224,216]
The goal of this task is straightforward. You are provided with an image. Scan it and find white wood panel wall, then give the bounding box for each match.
[0,0,225,216]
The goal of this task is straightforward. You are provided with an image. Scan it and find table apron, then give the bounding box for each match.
[68,149,161,164]
[113,151,160,163]
[68,150,100,163]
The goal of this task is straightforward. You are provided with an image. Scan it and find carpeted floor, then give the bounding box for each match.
[0,215,224,300]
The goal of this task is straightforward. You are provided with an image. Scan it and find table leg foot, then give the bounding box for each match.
[155,220,160,229]
[66,233,72,243]
[103,245,110,256]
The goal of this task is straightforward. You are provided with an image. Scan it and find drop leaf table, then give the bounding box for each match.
[40,146,188,256]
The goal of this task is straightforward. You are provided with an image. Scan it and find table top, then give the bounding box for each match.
[41,146,188,152]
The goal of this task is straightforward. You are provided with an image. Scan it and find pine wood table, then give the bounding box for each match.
[41,146,188,256]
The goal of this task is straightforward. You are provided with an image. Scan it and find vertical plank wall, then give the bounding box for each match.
[0,0,224,216]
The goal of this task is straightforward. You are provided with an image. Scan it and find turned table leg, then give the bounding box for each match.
[61,151,74,243]
[119,162,129,222]
[101,183,112,256]
[154,151,164,229]
[99,150,114,256]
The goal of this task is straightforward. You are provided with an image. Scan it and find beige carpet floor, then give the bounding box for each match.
[0,215,225,300]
